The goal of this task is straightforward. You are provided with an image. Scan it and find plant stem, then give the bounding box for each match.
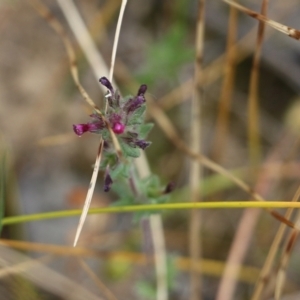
[3,201,300,226]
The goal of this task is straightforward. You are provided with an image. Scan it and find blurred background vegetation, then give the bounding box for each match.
[1,0,300,299]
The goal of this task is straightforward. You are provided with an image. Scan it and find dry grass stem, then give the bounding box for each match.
[80,259,118,300]
[56,0,112,92]
[149,214,168,300]
[0,254,52,279]
[189,0,205,299]
[55,0,122,157]
[29,0,101,115]
[73,140,103,246]
[146,98,300,230]
[9,1,300,298]
[108,0,127,82]
[0,246,100,299]
[104,67,268,205]
[251,185,300,300]
[155,0,296,118]
[211,0,238,163]
[0,239,102,257]
[247,0,269,165]
[223,0,300,40]
[275,201,300,298]
[0,239,260,284]
[216,208,261,300]
[55,0,168,297]
[216,130,289,300]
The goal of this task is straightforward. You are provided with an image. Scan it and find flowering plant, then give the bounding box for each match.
[73,77,172,201]
[73,77,152,154]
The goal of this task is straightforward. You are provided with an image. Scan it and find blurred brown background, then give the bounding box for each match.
[1,0,300,299]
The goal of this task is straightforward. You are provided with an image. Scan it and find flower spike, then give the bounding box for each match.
[73,76,152,158]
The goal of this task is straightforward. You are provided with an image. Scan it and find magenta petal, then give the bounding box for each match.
[73,121,104,136]
[112,122,125,134]
[109,113,122,124]
[73,124,89,136]
[87,122,104,132]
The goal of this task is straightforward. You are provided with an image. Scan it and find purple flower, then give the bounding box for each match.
[108,113,125,134]
[99,77,114,93]
[73,114,105,136]
[123,84,147,114]
[121,137,150,150]
[112,122,125,134]
[73,120,104,136]
[137,84,147,96]
[109,113,122,124]
[99,77,121,108]
[73,77,152,155]
[135,140,151,150]
[124,96,143,114]
[104,172,113,192]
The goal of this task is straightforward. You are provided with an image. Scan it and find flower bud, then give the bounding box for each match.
[73,121,104,136]
[125,95,145,113]
[99,77,114,93]
[137,84,147,96]
[135,139,151,150]
[112,122,125,134]
[104,172,113,192]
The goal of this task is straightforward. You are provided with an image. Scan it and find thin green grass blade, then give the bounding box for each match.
[2,201,300,227]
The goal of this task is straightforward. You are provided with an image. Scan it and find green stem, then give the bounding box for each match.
[2,201,300,226]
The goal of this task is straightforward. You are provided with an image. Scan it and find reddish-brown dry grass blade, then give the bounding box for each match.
[223,0,300,40]
[247,0,269,165]
[211,1,238,163]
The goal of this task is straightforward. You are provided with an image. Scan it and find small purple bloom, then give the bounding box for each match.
[112,122,125,134]
[73,122,104,136]
[125,95,146,113]
[73,124,89,136]
[73,77,152,156]
[109,113,125,134]
[73,115,105,136]
[109,113,122,124]
[99,77,114,93]
[104,172,113,192]
[135,139,151,150]
[137,84,147,96]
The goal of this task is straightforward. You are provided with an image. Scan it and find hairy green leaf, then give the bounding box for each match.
[120,141,140,158]
[127,105,146,125]
[138,123,154,138]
